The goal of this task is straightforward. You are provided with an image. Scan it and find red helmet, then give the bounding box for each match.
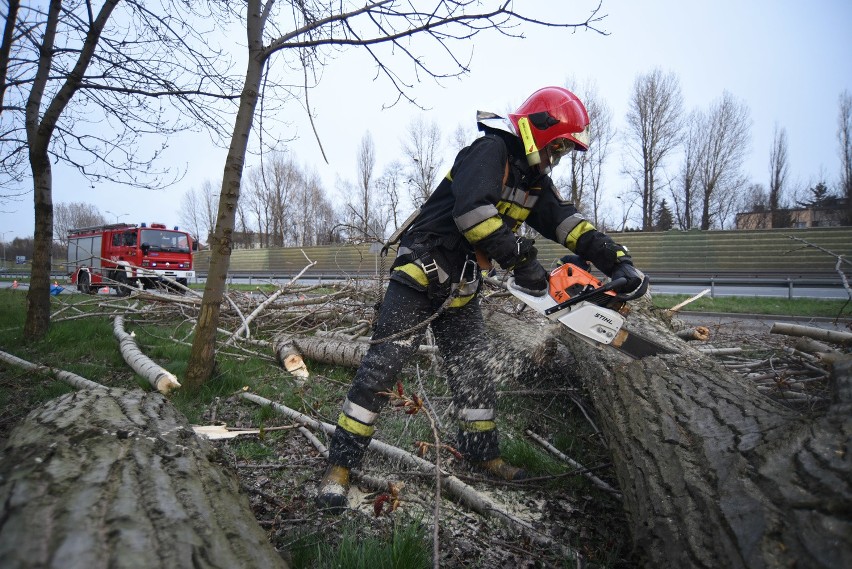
[509,86,590,171]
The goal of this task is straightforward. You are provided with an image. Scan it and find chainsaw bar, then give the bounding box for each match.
[611,329,675,359]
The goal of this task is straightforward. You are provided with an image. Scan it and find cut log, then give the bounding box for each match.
[113,315,181,393]
[549,301,852,569]
[0,387,287,569]
[770,321,852,346]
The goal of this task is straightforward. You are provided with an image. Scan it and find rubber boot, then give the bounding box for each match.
[473,458,529,481]
[316,465,351,514]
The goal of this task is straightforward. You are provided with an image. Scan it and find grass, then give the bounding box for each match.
[289,516,431,569]
[651,294,849,318]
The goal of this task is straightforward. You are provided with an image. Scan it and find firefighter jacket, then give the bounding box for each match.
[391,130,631,305]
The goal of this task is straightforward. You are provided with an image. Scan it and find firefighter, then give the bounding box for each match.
[316,86,645,513]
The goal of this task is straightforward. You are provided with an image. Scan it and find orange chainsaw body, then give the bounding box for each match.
[548,262,617,306]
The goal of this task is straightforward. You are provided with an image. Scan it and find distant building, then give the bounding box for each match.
[735,197,850,229]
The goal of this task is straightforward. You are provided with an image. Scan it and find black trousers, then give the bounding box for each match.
[327,280,500,468]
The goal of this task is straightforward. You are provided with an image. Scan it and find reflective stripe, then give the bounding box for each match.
[393,263,429,286]
[555,214,589,245]
[497,201,531,222]
[459,408,495,421]
[342,399,378,424]
[337,413,375,437]
[500,186,539,209]
[445,170,453,182]
[448,294,474,308]
[463,217,503,243]
[455,204,499,231]
[459,420,496,432]
[616,249,628,259]
[564,220,596,251]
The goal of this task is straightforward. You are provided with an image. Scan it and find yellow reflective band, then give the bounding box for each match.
[517,116,538,155]
[463,217,503,243]
[460,420,496,432]
[337,413,375,437]
[564,220,596,251]
[448,294,474,308]
[616,249,627,259]
[497,201,531,221]
[393,263,429,287]
[445,169,453,182]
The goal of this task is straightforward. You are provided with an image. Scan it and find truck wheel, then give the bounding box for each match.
[114,271,130,297]
[78,272,94,295]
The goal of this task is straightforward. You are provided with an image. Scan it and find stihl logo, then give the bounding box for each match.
[594,312,614,325]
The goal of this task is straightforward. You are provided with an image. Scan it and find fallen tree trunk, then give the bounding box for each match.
[113,315,181,394]
[551,304,852,568]
[0,387,287,569]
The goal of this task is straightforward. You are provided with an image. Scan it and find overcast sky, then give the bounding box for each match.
[2,0,851,241]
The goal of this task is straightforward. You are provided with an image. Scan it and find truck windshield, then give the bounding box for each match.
[140,229,190,253]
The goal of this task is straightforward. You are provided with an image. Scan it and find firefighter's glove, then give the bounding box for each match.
[610,261,645,295]
[512,258,549,297]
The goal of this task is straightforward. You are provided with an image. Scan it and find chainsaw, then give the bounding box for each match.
[508,262,673,359]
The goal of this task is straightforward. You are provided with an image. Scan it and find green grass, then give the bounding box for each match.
[289,516,431,569]
[651,294,850,318]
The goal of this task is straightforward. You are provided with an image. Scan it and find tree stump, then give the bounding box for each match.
[552,303,852,568]
[0,387,288,569]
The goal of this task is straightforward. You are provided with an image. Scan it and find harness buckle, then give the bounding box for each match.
[421,258,440,281]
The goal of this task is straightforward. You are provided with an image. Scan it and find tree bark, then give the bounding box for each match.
[0,387,288,569]
[185,0,268,389]
[551,304,851,568]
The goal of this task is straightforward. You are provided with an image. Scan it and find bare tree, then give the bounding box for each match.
[671,109,703,229]
[53,202,106,246]
[377,159,406,234]
[292,168,337,246]
[184,0,608,387]
[696,91,751,229]
[449,122,475,154]
[556,78,614,225]
[341,132,387,242]
[0,0,20,111]
[768,123,789,227]
[403,115,443,207]
[179,180,220,245]
[838,90,852,223]
[3,2,237,340]
[624,68,684,230]
[249,152,299,247]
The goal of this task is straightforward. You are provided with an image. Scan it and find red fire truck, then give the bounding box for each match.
[67,222,196,296]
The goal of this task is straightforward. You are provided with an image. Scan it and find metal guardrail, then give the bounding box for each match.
[3,270,846,300]
[195,270,846,301]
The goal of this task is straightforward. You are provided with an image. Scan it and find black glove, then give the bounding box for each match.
[610,261,645,294]
[559,254,591,271]
[512,258,549,296]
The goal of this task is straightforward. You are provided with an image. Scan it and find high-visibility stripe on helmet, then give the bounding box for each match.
[337,413,375,437]
[462,217,503,243]
[459,408,495,421]
[459,420,496,432]
[342,399,378,425]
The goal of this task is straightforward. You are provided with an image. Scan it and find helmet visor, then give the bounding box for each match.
[547,138,575,166]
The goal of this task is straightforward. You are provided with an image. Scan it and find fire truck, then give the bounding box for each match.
[67,222,196,296]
